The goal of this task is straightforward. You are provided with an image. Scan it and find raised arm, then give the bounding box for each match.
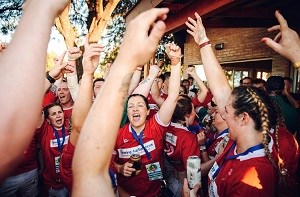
[157,43,181,125]
[0,0,69,180]
[262,11,300,69]
[72,8,169,196]
[185,12,231,114]
[70,40,103,145]
[186,66,208,103]
[127,67,142,95]
[66,47,82,101]
[132,64,161,97]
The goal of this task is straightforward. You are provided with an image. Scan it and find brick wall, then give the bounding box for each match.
[184,28,291,77]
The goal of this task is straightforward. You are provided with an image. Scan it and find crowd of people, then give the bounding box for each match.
[0,1,300,197]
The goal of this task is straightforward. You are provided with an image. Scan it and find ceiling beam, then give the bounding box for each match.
[164,0,248,34]
[125,0,163,24]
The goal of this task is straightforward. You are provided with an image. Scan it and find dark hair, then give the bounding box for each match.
[172,95,193,124]
[164,72,171,80]
[127,94,150,110]
[266,76,284,94]
[157,74,166,83]
[93,78,105,88]
[240,77,253,85]
[180,85,188,95]
[231,86,278,170]
[283,77,293,84]
[43,102,63,119]
[253,78,266,86]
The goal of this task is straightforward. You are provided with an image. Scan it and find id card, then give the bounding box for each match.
[55,156,61,173]
[146,162,163,181]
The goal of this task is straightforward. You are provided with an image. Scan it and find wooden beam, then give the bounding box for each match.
[125,0,163,24]
[214,8,274,19]
[164,0,248,34]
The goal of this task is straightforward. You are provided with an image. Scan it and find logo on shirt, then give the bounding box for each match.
[50,135,69,148]
[165,132,177,146]
[117,140,156,158]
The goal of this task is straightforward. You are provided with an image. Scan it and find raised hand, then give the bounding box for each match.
[68,47,82,61]
[49,51,74,79]
[185,12,209,45]
[186,66,196,76]
[262,11,300,63]
[82,37,104,75]
[117,8,169,68]
[165,43,182,65]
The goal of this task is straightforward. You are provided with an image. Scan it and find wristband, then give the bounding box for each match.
[68,57,78,61]
[199,41,211,50]
[293,61,300,68]
[46,71,56,84]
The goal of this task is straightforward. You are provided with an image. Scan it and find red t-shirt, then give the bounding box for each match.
[11,131,38,176]
[59,141,75,190]
[192,91,213,109]
[43,91,57,107]
[270,126,299,196]
[147,91,168,119]
[164,123,201,172]
[207,129,229,159]
[114,114,169,197]
[38,121,69,190]
[208,140,277,197]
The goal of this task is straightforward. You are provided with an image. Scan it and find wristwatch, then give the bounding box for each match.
[46,71,56,84]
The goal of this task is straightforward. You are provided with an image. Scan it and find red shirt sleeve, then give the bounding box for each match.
[60,141,75,190]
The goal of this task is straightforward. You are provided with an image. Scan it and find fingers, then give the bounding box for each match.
[58,51,67,65]
[148,20,167,49]
[122,162,136,177]
[262,37,282,53]
[274,32,282,42]
[182,178,190,197]
[268,25,280,32]
[275,10,288,30]
[138,8,169,29]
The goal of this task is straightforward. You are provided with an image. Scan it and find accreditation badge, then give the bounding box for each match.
[146,162,163,181]
[54,156,61,173]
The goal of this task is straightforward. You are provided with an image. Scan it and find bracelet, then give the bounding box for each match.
[293,61,300,68]
[68,57,78,61]
[46,71,56,84]
[199,41,211,50]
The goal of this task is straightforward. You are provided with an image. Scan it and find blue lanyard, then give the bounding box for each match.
[52,127,66,152]
[212,142,264,179]
[109,168,117,188]
[216,129,228,139]
[131,126,152,161]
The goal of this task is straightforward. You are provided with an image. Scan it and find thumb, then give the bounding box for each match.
[148,20,166,50]
[262,37,282,53]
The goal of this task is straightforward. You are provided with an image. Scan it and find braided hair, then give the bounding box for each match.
[231,86,278,171]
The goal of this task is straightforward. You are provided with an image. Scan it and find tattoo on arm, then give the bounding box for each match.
[140,77,150,85]
[120,73,133,107]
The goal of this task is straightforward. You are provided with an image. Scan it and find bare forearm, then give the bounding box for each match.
[133,72,157,97]
[0,0,64,180]
[128,70,141,95]
[73,56,134,180]
[200,46,231,113]
[70,73,93,145]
